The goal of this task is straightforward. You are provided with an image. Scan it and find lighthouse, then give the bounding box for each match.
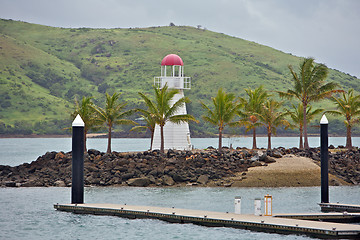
[152,54,192,150]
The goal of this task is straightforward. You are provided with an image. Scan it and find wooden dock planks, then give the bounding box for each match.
[54,203,360,239]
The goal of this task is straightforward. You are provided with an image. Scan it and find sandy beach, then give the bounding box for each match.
[213,154,349,187]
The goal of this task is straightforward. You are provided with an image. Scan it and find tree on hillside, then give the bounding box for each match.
[257,99,290,149]
[287,103,323,149]
[71,96,97,152]
[326,89,360,149]
[237,85,268,149]
[138,84,198,153]
[201,88,241,151]
[278,57,339,149]
[92,92,136,153]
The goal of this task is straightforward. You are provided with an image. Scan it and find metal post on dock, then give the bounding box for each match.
[254,198,261,216]
[234,196,241,214]
[72,114,85,204]
[320,114,329,203]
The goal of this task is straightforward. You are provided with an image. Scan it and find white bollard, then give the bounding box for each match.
[234,196,241,214]
[254,198,262,216]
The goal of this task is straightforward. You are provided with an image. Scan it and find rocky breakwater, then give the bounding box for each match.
[0,148,279,187]
[291,146,360,185]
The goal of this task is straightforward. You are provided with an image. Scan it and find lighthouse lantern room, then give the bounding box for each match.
[152,54,192,150]
[154,54,191,89]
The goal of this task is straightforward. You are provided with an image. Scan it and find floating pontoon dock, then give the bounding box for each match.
[274,212,360,223]
[320,203,360,213]
[54,203,360,239]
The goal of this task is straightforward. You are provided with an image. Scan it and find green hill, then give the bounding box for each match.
[0,19,358,136]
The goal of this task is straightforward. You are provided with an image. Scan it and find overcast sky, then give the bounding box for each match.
[1,0,359,78]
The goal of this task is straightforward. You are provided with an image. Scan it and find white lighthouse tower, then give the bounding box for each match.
[152,54,192,150]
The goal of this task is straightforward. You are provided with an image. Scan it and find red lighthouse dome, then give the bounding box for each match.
[161,54,184,66]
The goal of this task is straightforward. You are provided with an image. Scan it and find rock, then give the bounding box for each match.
[88,149,100,155]
[197,175,209,184]
[148,175,156,184]
[162,175,175,186]
[21,180,43,187]
[242,150,252,158]
[259,152,267,162]
[224,182,233,187]
[166,149,176,158]
[251,161,262,167]
[350,177,359,185]
[85,176,100,185]
[171,173,189,182]
[54,180,66,187]
[127,177,151,187]
[5,181,17,187]
[264,157,276,163]
[122,172,135,180]
[271,150,283,158]
[330,179,341,186]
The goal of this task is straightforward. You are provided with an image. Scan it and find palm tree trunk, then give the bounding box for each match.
[346,125,352,150]
[299,126,304,149]
[107,125,112,154]
[303,103,309,149]
[267,126,271,150]
[218,127,223,152]
[160,125,164,153]
[252,127,257,149]
[150,130,154,151]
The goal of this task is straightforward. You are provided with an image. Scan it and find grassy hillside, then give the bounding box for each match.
[0,19,358,136]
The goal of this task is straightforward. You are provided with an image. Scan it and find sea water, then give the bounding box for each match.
[1,186,360,240]
[1,138,359,239]
[1,137,359,166]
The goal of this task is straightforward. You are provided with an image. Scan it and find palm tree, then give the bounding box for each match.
[71,96,97,152]
[92,92,136,153]
[130,110,156,150]
[201,88,241,151]
[257,99,290,149]
[287,103,323,149]
[238,85,268,149]
[278,57,339,149]
[326,89,360,149]
[138,84,198,153]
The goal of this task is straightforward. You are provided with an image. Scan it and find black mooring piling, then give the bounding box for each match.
[320,114,329,204]
[72,114,85,204]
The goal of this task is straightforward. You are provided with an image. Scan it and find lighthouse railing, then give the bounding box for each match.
[154,77,191,90]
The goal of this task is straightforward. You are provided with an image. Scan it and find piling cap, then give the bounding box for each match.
[320,114,328,124]
[72,114,85,127]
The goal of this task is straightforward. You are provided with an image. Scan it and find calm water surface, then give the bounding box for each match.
[1,137,359,166]
[1,138,360,239]
[1,186,359,240]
